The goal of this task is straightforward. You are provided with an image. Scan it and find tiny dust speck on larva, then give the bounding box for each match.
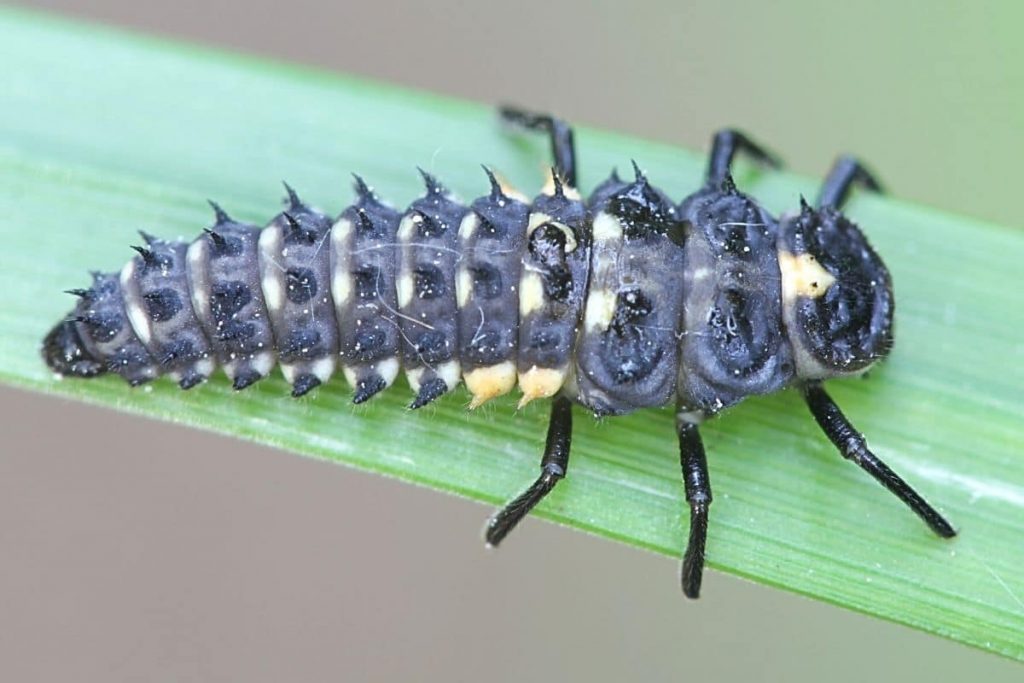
[42,106,956,598]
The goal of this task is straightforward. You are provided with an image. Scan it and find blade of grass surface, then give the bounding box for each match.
[1,7,1022,659]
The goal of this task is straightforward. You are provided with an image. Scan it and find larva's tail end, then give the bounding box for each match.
[41,318,106,378]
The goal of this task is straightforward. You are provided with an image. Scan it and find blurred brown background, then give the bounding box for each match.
[3,1,1022,681]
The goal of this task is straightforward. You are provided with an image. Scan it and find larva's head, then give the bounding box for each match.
[777,200,894,379]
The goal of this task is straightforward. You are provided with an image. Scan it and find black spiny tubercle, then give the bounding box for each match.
[42,106,956,599]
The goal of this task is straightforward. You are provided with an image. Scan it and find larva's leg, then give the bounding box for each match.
[816,156,883,209]
[706,129,781,186]
[498,106,577,187]
[485,396,573,546]
[801,382,956,538]
[677,415,712,599]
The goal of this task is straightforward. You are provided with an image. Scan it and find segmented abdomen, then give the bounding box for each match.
[49,169,602,410]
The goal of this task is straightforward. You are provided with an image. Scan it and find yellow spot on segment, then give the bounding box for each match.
[517,366,566,409]
[491,170,530,203]
[540,168,582,200]
[465,361,516,409]
[778,250,837,302]
[519,271,546,316]
[584,288,617,331]
[592,211,623,242]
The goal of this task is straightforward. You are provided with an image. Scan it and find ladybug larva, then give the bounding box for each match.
[42,106,956,598]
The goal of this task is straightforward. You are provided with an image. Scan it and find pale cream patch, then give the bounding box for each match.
[437,360,461,390]
[195,358,215,378]
[789,341,835,380]
[676,409,705,425]
[690,267,713,282]
[491,170,530,203]
[119,259,152,346]
[252,352,275,377]
[540,168,582,200]
[185,239,210,322]
[584,288,617,331]
[397,213,418,242]
[330,218,354,305]
[280,363,297,383]
[342,365,358,389]
[332,269,352,305]
[258,225,285,313]
[406,367,426,393]
[456,267,472,308]
[311,357,336,383]
[592,211,623,242]
[223,361,239,380]
[262,276,283,313]
[458,213,479,241]
[465,361,516,409]
[396,215,416,311]
[519,271,546,316]
[560,373,580,406]
[397,273,414,308]
[778,250,836,302]
[778,251,841,381]
[517,365,566,409]
[375,357,400,387]
[332,216,353,244]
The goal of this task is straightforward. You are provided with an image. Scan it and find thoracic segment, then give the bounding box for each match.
[44,161,880,414]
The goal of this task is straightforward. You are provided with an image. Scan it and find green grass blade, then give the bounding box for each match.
[2,8,1023,659]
